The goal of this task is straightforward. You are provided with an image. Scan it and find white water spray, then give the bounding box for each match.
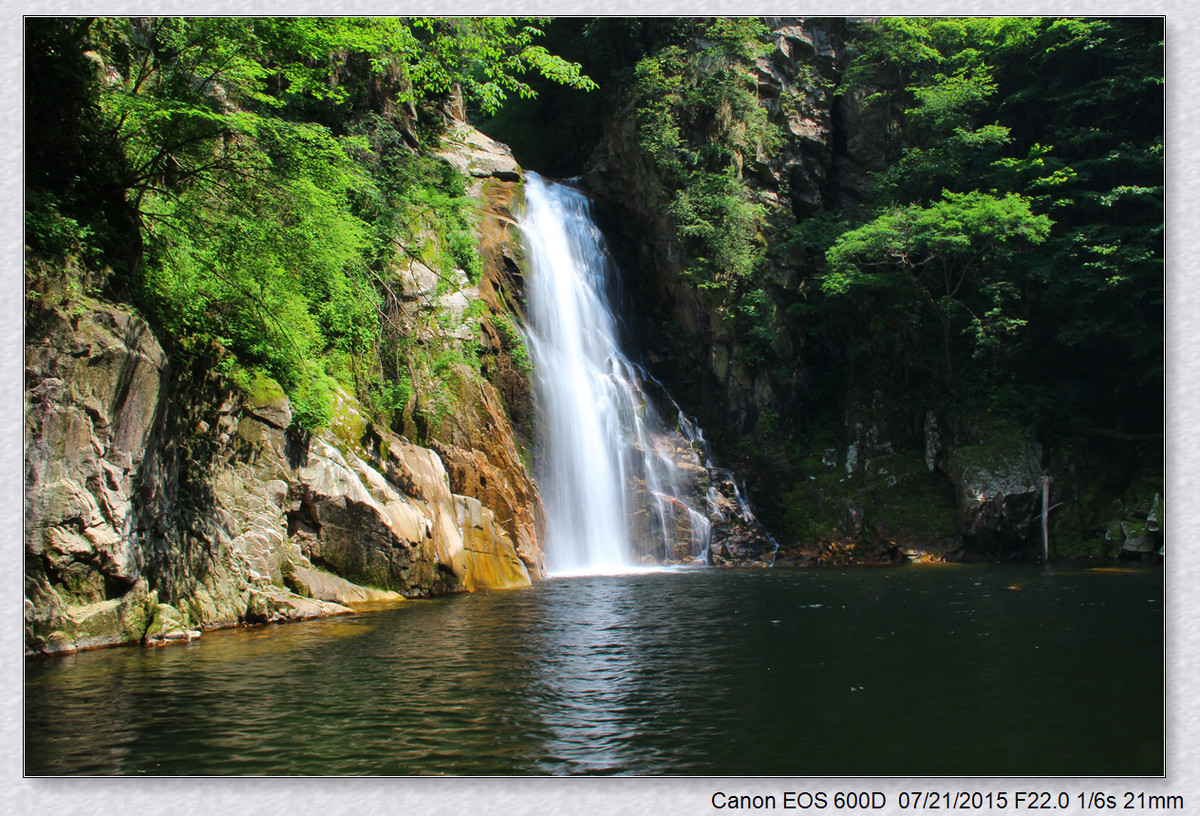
[521,174,711,574]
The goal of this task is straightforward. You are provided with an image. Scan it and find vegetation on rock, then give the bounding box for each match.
[25,16,593,434]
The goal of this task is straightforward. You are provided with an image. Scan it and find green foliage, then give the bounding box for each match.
[29,17,592,432]
[397,17,596,114]
[826,16,1161,428]
[629,18,778,289]
[492,311,533,374]
[25,191,97,265]
[135,114,378,429]
[824,190,1050,388]
[669,167,767,287]
[826,191,1052,287]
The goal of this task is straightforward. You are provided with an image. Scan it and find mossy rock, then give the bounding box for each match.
[247,372,287,407]
[780,445,957,553]
[33,579,158,653]
[327,388,370,460]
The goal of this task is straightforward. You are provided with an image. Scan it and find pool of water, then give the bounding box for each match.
[24,563,1163,775]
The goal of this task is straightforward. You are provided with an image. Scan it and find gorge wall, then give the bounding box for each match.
[24,125,544,656]
[563,18,1163,565]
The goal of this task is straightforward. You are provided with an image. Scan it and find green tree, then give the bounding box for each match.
[825,190,1051,389]
[829,16,1161,428]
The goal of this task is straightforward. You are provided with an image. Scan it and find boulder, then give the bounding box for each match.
[708,522,776,567]
[435,122,521,182]
[288,433,478,598]
[944,420,1043,551]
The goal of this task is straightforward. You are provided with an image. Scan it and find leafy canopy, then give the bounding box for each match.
[820,16,1161,424]
[28,17,596,431]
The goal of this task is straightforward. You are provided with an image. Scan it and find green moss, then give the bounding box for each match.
[246,372,287,408]
[57,566,106,604]
[328,389,369,459]
[780,445,957,547]
[280,561,312,599]
[290,371,336,431]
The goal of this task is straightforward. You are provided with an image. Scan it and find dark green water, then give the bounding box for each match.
[24,563,1163,776]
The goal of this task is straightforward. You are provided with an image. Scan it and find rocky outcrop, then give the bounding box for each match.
[756,18,888,214]
[24,304,163,596]
[24,304,185,654]
[705,468,777,567]
[938,418,1044,552]
[623,414,776,568]
[764,410,1053,565]
[436,119,522,183]
[24,299,541,656]
[1111,491,1163,557]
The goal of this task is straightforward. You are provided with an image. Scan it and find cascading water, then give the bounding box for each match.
[521,173,715,574]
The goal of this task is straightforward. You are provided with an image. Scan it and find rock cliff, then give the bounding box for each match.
[582,19,887,445]
[24,122,545,656]
[24,298,538,656]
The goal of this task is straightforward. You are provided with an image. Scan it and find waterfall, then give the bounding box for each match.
[521,174,711,574]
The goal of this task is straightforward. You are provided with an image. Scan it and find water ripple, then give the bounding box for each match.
[26,565,1162,775]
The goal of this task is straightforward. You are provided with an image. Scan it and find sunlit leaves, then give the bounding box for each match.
[906,66,997,132]
[401,17,596,114]
[823,191,1051,381]
[62,15,598,429]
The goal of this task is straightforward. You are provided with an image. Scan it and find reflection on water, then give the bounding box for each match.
[25,564,1163,775]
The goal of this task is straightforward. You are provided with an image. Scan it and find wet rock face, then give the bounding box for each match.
[705,470,777,567]
[708,525,775,567]
[428,371,547,580]
[454,494,531,591]
[619,418,776,568]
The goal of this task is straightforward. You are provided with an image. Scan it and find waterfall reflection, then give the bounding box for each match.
[519,572,734,774]
[525,575,646,773]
